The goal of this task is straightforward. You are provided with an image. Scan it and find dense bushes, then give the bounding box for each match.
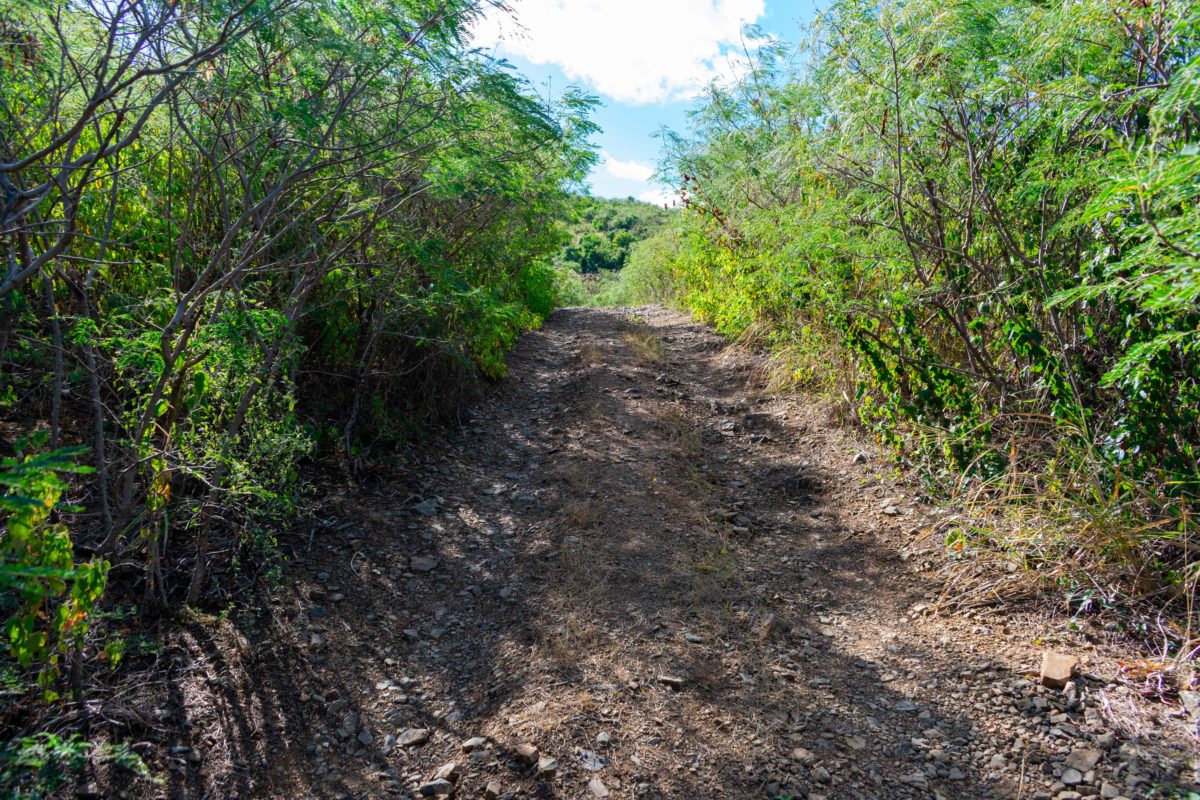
[0,0,594,713]
[654,0,1200,614]
[553,196,672,304]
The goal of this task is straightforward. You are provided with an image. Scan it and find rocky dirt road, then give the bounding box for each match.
[156,307,1196,799]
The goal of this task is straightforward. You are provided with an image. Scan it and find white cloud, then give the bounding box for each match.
[472,0,766,104]
[638,188,679,207]
[602,151,654,183]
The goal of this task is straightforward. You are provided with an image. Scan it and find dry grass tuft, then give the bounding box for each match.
[656,405,702,457]
[919,419,1200,675]
[576,342,602,364]
[624,328,666,364]
[562,498,600,529]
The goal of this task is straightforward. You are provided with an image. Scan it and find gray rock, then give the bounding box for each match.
[397,728,430,747]
[434,763,461,783]
[537,757,559,779]
[1062,768,1083,785]
[356,728,373,746]
[587,778,610,798]
[409,556,439,573]
[462,736,488,752]
[414,498,439,517]
[1065,748,1102,773]
[418,779,454,796]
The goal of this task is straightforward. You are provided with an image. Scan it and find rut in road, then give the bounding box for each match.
[177,306,1176,800]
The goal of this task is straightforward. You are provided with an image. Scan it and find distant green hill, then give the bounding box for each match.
[556,196,671,274]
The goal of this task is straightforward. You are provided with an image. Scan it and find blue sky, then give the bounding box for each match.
[472,0,820,203]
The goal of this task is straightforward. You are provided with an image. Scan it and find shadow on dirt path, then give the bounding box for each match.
[149,307,1185,800]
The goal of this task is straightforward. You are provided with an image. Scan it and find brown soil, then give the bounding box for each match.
[120,307,1197,799]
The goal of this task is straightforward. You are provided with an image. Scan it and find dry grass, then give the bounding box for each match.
[917,419,1200,679]
[689,523,737,606]
[562,498,600,529]
[560,460,592,494]
[576,342,602,364]
[656,404,702,457]
[624,327,666,364]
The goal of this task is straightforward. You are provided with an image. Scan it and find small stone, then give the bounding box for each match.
[883,505,900,516]
[356,728,373,746]
[462,736,488,752]
[414,498,439,517]
[409,556,439,573]
[657,674,686,689]
[516,743,539,764]
[537,757,559,779]
[434,763,461,783]
[596,732,612,747]
[484,781,503,800]
[1065,748,1102,773]
[1040,651,1078,689]
[418,779,454,796]
[1100,782,1121,798]
[1061,768,1084,785]
[988,754,1007,769]
[901,772,928,789]
[853,451,868,464]
[397,728,430,747]
[844,735,867,751]
[894,700,918,712]
[791,747,815,765]
[587,778,610,798]
[1095,732,1116,749]
[1180,691,1200,716]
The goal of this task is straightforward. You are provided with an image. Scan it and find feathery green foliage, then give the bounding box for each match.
[652,0,1200,614]
[0,0,595,713]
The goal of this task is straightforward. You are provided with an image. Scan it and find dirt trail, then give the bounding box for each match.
[158,307,1194,800]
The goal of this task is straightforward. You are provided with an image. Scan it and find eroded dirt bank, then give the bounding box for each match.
[146,307,1196,799]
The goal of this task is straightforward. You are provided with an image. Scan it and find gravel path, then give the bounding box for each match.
[151,307,1197,799]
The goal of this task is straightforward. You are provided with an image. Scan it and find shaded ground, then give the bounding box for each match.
[125,307,1196,799]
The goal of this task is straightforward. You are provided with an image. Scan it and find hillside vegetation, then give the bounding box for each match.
[639,0,1200,623]
[0,0,593,771]
[553,195,672,305]
[3,0,1200,792]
